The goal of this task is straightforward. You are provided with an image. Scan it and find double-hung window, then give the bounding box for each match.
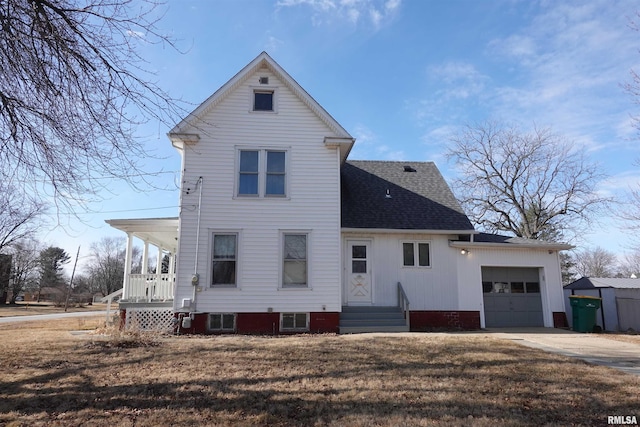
[282,233,308,287]
[402,241,431,267]
[212,233,237,286]
[238,149,287,197]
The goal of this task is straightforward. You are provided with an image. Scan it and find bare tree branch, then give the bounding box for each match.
[447,121,610,242]
[0,0,187,217]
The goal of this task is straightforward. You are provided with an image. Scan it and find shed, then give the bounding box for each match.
[564,277,640,332]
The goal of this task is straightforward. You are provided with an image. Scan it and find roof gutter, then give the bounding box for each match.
[342,228,478,235]
[448,241,573,251]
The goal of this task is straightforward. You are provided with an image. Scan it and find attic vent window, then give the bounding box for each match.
[259,76,269,84]
[403,165,417,172]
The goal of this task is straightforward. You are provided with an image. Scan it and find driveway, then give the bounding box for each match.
[0,311,108,324]
[486,328,640,376]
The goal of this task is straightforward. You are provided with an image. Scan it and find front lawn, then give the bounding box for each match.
[0,317,638,426]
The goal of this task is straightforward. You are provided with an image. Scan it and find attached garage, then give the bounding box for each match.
[482,267,543,327]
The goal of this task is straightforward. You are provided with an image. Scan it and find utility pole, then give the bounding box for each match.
[64,246,80,312]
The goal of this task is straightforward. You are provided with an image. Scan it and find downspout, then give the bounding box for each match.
[191,176,204,314]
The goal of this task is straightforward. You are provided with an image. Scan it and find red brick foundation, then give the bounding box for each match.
[173,311,340,335]
[410,310,481,331]
[552,311,569,328]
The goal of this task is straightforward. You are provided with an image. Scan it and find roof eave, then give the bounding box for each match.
[449,241,573,251]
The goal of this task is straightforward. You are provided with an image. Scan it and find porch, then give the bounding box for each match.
[105,217,179,303]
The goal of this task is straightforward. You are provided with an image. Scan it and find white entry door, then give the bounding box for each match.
[346,240,372,305]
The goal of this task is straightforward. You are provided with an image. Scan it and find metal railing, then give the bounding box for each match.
[397,281,410,328]
[124,273,175,302]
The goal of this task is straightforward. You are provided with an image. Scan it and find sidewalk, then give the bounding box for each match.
[486,328,640,377]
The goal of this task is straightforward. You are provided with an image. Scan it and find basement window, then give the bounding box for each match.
[281,313,309,331]
[209,313,236,331]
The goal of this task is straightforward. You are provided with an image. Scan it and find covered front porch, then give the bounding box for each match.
[105,217,179,303]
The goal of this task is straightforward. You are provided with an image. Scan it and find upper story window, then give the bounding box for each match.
[237,149,287,197]
[402,241,431,267]
[253,90,274,111]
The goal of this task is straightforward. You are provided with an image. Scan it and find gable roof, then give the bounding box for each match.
[341,161,475,231]
[564,277,640,290]
[168,52,354,160]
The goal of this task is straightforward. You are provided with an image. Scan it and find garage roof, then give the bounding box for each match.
[564,277,640,290]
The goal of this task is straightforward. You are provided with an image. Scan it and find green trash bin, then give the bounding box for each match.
[569,295,602,333]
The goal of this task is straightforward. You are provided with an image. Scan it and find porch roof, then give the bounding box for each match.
[105,217,179,253]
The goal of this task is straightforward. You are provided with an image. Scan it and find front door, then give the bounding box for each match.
[346,240,372,305]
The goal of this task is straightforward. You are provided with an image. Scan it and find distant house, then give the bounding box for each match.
[564,277,640,332]
[107,52,571,334]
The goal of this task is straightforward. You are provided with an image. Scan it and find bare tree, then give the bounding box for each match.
[6,238,42,303]
[617,250,640,278]
[447,122,610,241]
[0,184,45,253]
[0,0,185,215]
[622,14,640,239]
[573,247,618,278]
[84,236,137,296]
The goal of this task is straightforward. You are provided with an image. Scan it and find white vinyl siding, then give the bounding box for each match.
[173,66,343,314]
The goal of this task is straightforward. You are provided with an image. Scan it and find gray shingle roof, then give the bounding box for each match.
[341,161,474,231]
[564,277,640,289]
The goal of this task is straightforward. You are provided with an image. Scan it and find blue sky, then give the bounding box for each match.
[44,0,640,268]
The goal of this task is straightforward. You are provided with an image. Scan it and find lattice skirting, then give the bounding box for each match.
[124,307,174,333]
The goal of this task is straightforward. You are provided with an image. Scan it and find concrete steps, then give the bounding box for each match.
[339,306,410,334]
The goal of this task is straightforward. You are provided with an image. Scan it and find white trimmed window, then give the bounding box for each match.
[208,313,236,331]
[281,313,308,331]
[253,89,274,111]
[282,233,308,287]
[237,149,287,197]
[211,233,237,286]
[402,242,431,267]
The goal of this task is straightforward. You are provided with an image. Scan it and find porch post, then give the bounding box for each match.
[142,241,149,274]
[123,232,133,301]
[168,252,175,275]
[153,245,163,302]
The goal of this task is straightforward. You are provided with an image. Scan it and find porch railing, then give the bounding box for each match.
[397,281,410,329]
[124,273,175,302]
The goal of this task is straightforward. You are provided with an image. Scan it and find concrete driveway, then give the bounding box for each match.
[486,328,640,376]
[0,311,108,324]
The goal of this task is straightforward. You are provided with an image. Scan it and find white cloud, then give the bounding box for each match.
[264,34,285,52]
[349,124,405,160]
[427,62,489,99]
[276,0,400,28]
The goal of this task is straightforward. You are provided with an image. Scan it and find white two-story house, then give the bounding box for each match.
[107,52,571,334]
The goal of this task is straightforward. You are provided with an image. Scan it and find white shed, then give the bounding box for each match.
[564,277,640,332]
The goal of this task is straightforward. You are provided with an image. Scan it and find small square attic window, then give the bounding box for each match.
[259,76,269,84]
[253,90,273,111]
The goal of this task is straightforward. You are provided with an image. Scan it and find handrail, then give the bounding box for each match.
[397,282,410,328]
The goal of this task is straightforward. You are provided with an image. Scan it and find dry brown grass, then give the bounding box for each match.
[600,332,640,345]
[0,318,638,426]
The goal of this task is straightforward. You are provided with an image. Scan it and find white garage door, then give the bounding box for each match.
[482,267,543,328]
